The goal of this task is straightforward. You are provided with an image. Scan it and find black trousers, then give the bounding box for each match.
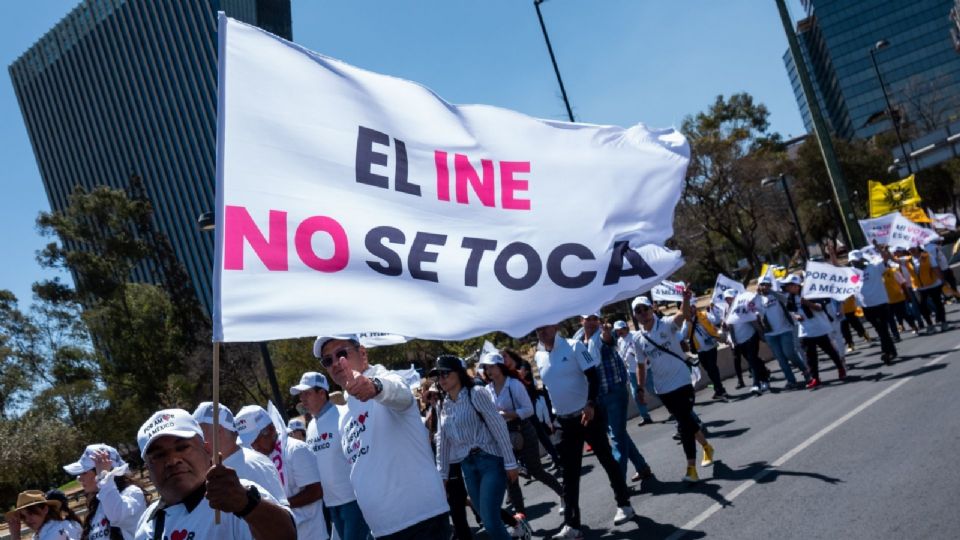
[445,463,473,540]
[862,304,897,357]
[733,333,767,386]
[696,347,726,395]
[801,335,843,380]
[919,286,946,324]
[557,405,630,529]
[658,384,700,460]
[841,313,867,345]
[378,512,450,540]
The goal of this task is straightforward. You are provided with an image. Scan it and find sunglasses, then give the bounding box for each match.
[434,370,454,380]
[320,346,355,368]
[635,305,652,313]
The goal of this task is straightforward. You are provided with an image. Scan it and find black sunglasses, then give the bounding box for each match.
[320,346,355,368]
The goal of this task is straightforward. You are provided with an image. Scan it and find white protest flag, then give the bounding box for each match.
[858,212,898,246]
[710,274,745,310]
[758,264,781,292]
[651,280,686,302]
[212,16,690,342]
[886,214,940,250]
[724,291,761,325]
[801,261,863,301]
[928,209,957,231]
[266,401,288,487]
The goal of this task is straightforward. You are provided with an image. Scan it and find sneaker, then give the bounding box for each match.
[751,385,761,395]
[942,321,949,332]
[631,464,654,482]
[735,381,745,389]
[806,378,820,389]
[837,366,847,380]
[511,514,532,539]
[881,352,893,366]
[711,391,727,400]
[846,344,855,353]
[760,382,770,392]
[683,465,700,482]
[672,432,682,441]
[701,444,715,467]
[613,505,636,525]
[555,525,584,539]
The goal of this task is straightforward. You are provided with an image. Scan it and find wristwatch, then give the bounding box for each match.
[371,377,384,396]
[234,484,261,519]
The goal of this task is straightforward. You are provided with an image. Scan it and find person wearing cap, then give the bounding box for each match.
[575,313,653,484]
[132,408,296,540]
[315,334,449,539]
[681,299,729,399]
[286,418,308,441]
[62,443,147,539]
[882,255,920,337]
[191,402,288,507]
[5,490,77,540]
[430,354,521,540]
[755,277,811,389]
[831,246,899,365]
[632,291,715,483]
[614,320,655,423]
[903,244,949,333]
[480,351,563,524]
[534,322,636,539]
[235,405,328,540]
[781,274,846,388]
[291,371,371,540]
[719,288,770,395]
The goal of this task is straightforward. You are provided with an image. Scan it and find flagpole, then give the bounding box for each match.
[212,341,221,524]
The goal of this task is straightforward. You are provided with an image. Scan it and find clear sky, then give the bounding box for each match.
[0,0,808,309]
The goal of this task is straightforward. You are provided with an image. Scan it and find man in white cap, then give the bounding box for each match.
[721,289,769,395]
[287,418,307,441]
[192,402,288,506]
[576,312,652,483]
[834,248,899,364]
[133,408,295,540]
[235,405,328,540]
[756,276,811,389]
[534,322,636,539]
[615,320,655,423]
[291,371,370,540]
[314,335,449,539]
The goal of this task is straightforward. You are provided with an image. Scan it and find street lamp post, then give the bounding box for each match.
[762,174,810,262]
[868,39,913,175]
[196,212,287,420]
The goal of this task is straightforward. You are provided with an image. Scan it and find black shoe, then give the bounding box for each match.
[672,432,681,441]
[735,381,745,389]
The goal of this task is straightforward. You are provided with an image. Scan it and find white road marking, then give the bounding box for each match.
[665,343,960,540]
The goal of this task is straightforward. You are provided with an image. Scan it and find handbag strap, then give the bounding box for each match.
[642,324,698,367]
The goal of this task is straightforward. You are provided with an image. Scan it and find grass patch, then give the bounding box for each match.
[58,479,79,492]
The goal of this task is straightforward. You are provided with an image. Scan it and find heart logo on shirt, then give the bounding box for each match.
[358,412,368,424]
[100,518,109,527]
[321,432,327,440]
[171,530,189,540]
[850,275,860,284]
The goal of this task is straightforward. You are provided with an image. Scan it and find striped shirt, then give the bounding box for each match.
[581,331,628,395]
[435,386,518,480]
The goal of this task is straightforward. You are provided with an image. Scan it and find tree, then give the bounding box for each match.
[0,290,29,418]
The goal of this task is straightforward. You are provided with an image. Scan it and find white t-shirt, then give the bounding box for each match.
[34,519,77,540]
[134,481,282,540]
[486,377,534,420]
[307,403,356,508]
[534,335,599,415]
[617,334,638,372]
[858,262,890,307]
[223,447,289,506]
[88,472,147,540]
[633,315,692,395]
[339,364,448,537]
[280,437,327,540]
[759,292,794,336]
[790,298,833,338]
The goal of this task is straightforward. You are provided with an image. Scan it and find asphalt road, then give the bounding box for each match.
[492,305,960,539]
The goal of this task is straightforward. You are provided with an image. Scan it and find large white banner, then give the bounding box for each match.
[858,212,898,246]
[928,209,957,231]
[801,261,863,301]
[651,280,686,302]
[212,17,690,342]
[886,214,940,250]
[710,274,744,310]
[725,291,761,325]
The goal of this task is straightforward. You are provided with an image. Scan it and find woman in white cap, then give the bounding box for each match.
[481,351,563,525]
[62,444,147,540]
[5,490,77,540]
[286,418,307,441]
[781,274,846,388]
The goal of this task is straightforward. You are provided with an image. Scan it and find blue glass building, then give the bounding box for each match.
[784,0,960,141]
[9,0,292,317]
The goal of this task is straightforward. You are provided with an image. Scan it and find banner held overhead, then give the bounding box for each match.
[213,16,690,342]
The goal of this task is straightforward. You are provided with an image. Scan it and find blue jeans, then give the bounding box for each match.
[599,382,648,478]
[628,371,655,419]
[765,331,807,384]
[460,451,510,540]
[328,499,372,540]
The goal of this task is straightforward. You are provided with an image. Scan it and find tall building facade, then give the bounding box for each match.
[9,0,292,317]
[784,0,960,141]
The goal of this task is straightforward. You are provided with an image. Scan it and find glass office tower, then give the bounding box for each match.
[9,0,292,316]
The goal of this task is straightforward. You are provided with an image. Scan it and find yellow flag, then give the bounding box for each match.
[900,205,932,223]
[868,175,921,217]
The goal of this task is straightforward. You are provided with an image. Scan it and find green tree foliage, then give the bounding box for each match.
[0,412,84,511]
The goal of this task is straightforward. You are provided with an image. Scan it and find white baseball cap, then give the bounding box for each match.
[290,372,330,395]
[137,409,204,458]
[287,418,307,433]
[479,352,504,366]
[758,276,773,285]
[63,444,126,476]
[723,289,738,299]
[192,402,238,432]
[234,405,274,448]
[631,296,653,310]
[780,274,803,286]
[847,249,863,261]
[580,311,601,318]
[313,334,361,358]
[613,320,628,330]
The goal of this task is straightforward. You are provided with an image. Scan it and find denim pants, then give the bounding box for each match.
[628,371,655,419]
[599,382,648,478]
[765,330,807,384]
[460,451,511,540]
[328,499,372,540]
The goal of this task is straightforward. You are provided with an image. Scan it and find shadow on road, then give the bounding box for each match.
[703,427,750,439]
[712,460,843,486]
[882,362,947,381]
[643,475,731,507]
[538,515,707,539]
